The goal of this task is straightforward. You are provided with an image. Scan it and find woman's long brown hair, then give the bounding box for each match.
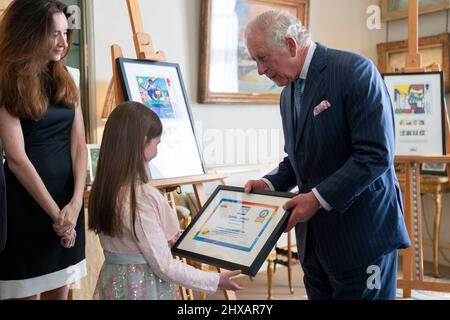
[88,102,163,239]
[0,0,79,120]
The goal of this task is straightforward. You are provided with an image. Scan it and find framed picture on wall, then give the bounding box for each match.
[117,58,206,180]
[172,186,294,276]
[198,0,310,104]
[377,33,450,92]
[380,0,450,22]
[383,71,446,156]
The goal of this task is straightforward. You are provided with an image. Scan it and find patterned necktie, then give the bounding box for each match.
[293,78,303,129]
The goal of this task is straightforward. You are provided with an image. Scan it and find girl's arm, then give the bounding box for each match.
[0,107,60,221]
[54,101,87,235]
[135,191,220,294]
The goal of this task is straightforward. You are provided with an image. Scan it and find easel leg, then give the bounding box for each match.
[402,162,415,298]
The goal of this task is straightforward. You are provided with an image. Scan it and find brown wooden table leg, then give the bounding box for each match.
[431,192,443,277]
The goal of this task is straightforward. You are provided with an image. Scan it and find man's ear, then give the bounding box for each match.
[286,36,297,57]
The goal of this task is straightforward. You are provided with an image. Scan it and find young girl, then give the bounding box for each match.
[89,101,243,300]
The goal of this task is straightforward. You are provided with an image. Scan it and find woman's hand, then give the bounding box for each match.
[60,228,76,249]
[53,200,82,237]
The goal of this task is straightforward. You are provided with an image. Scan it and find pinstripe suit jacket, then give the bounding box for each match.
[264,44,411,273]
[0,144,6,252]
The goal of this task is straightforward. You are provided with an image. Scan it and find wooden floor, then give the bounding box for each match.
[204,258,450,300]
[206,264,307,300]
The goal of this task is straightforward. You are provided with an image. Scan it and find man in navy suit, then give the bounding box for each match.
[0,143,6,252]
[244,10,410,299]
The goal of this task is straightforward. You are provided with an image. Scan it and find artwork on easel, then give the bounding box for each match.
[117,58,206,180]
[383,71,446,156]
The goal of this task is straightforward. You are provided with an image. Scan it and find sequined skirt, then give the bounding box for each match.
[93,251,179,300]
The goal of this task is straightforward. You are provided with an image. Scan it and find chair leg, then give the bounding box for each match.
[287,231,294,294]
[267,257,274,300]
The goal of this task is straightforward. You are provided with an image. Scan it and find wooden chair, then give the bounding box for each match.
[266,231,298,300]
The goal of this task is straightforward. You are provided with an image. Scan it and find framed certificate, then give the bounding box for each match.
[172,186,294,276]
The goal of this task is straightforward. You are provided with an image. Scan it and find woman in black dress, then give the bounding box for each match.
[0,0,87,299]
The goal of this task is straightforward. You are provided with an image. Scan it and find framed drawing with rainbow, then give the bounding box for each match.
[383,71,446,156]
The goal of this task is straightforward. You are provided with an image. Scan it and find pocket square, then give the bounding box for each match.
[313,100,332,117]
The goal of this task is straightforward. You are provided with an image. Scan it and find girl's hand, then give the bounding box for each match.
[168,230,184,247]
[218,270,245,291]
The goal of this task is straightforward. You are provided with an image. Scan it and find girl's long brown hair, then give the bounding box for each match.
[88,102,163,239]
[0,0,79,120]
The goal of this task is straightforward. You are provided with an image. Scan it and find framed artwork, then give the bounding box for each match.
[198,0,309,104]
[383,71,446,156]
[420,162,448,175]
[172,186,294,276]
[87,144,100,183]
[377,33,450,92]
[117,58,206,180]
[380,0,450,22]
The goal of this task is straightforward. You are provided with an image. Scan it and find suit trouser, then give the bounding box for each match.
[301,228,398,300]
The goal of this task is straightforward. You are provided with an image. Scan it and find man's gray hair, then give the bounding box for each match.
[245,9,311,50]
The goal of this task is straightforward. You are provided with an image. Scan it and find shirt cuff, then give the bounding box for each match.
[312,188,332,211]
[260,178,275,191]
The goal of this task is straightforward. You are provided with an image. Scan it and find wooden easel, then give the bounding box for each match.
[110,0,236,300]
[395,0,450,298]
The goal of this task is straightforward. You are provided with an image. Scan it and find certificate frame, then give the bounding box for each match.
[172,185,294,276]
[116,58,206,180]
[383,71,446,156]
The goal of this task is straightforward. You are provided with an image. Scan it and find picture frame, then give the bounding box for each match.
[383,71,446,156]
[380,0,450,22]
[420,162,448,175]
[87,144,100,183]
[377,33,450,92]
[172,185,294,276]
[198,0,310,104]
[117,58,206,180]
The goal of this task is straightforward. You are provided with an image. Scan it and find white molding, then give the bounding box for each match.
[82,0,98,143]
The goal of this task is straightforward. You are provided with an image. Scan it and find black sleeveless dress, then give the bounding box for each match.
[0,103,86,299]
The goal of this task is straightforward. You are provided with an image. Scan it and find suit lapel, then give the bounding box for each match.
[285,83,296,153]
[295,44,328,151]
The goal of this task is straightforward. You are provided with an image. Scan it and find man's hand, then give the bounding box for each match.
[283,192,321,232]
[244,180,270,193]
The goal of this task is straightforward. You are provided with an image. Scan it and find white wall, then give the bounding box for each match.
[91,0,450,267]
